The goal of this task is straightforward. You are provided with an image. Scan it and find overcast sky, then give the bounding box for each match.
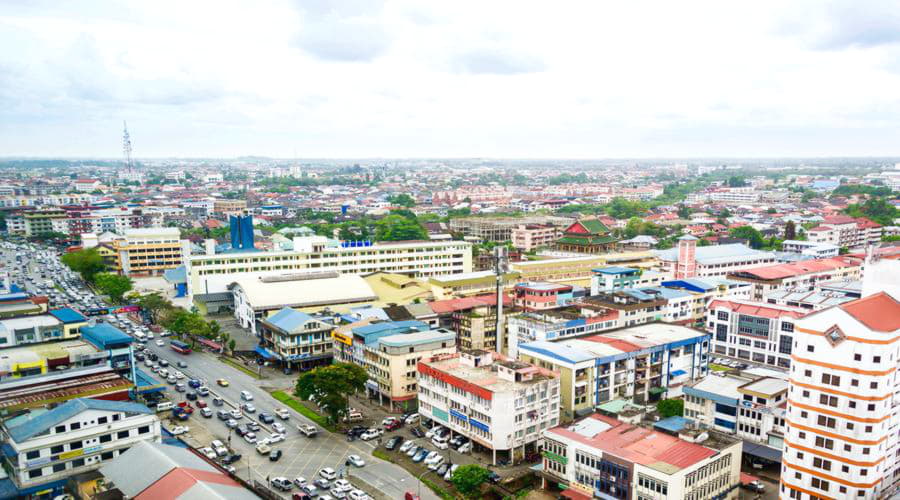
[2,0,900,159]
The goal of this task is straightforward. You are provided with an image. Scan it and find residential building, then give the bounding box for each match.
[511,223,561,251]
[806,215,882,249]
[781,240,840,258]
[332,320,431,367]
[0,398,160,498]
[727,257,862,301]
[590,266,667,295]
[449,215,572,242]
[765,288,857,311]
[6,209,67,237]
[707,299,807,370]
[417,350,560,464]
[654,240,777,278]
[0,314,69,348]
[539,413,742,500]
[428,270,520,299]
[72,178,103,192]
[0,364,136,411]
[365,329,456,411]
[513,282,585,311]
[256,307,336,372]
[510,251,657,285]
[51,207,164,237]
[555,219,618,254]
[518,323,710,419]
[185,237,472,297]
[781,292,900,499]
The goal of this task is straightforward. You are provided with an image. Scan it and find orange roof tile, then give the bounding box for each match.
[840,292,900,332]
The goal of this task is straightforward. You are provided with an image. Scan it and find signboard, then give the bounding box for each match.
[26,457,52,468]
[59,449,84,460]
[85,305,140,317]
[331,332,352,346]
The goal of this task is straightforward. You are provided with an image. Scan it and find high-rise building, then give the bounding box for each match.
[781,292,900,499]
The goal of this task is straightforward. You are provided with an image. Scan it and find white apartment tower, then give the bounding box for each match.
[781,292,900,500]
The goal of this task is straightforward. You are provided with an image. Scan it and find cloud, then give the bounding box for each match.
[451,47,546,75]
[293,0,391,62]
[781,2,900,51]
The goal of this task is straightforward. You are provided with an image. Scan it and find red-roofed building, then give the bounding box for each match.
[707,299,809,370]
[782,292,900,499]
[540,413,742,499]
[728,256,862,301]
[808,215,882,249]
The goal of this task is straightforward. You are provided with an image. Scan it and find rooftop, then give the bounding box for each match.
[229,274,378,310]
[5,398,152,443]
[378,329,456,348]
[81,322,134,348]
[655,243,774,265]
[729,257,857,281]
[839,292,900,332]
[708,299,808,319]
[739,377,788,397]
[48,307,88,324]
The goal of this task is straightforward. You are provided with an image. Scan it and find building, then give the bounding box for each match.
[108,227,189,277]
[781,240,840,258]
[727,257,862,301]
[449,215,572,243]
[6,209,67,237]
[806,215,883,249]
[212,199,247,217]
[684,373,788,464]
[511,223,561,251]
[591,266,667,295]
[0,398,160,498]
[513,282,584,311]
[98,440,256,500]
[655,240,777,279]
[555,219,618,254]
[185,237,472,297]
[51,207,164,237]
[517,323,710,419]
[230,273,378,334]
[510,251,657,287]
[781,292,900,499]
[255,307,336,372]
[0,313,72,348]
[0,364,136,411]
[73,178,103,192]
[365,329,456,411]
[539,413,742,500]
[707,299,807,370]
[428,270,520,299]
[506,305,619,355]
[203,172,224,183]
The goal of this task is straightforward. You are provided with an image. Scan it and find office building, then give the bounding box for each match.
[806,215,882,249]
[513,282,584,311]
[417,350,560,464]
[511,223,561,252]
[590,266,667,295]
[108,227,189,277]
[781,240,840,258]
[365,329,456,411]
[781,292,900,499]
[727,257,862,301]
[707,299,808,370]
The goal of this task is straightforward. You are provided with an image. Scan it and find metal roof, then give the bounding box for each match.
[48,308,88,324]
[378,329,455,348]
[6,398,152,443]
[655,243,773,265]
[262,307,316,333]
[81,322,133,348]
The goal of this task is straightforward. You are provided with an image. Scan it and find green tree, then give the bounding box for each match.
[374,214,428,241]
[656,398,684,418]
[676,205,693,219]
[604,198,648,219]
[61,248,106,283]
[29,231,70,242]
[228,339,236,353]
[784,220,797,240]
[727,176,748,187]
[94,273,133,304]
[388,193,416,208]
[295,363,369,423]
[844,197,899,225]
[729,226,765,249]
[450,464,492,499]
[163,309,211,338]
[129,292,175,324]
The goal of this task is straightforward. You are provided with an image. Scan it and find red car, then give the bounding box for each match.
[404,493,420,500]
[384,420,402,431]
[196,400,208,409]
[176,401,194,414]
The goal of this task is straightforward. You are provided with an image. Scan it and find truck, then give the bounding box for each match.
[297,424,318,438]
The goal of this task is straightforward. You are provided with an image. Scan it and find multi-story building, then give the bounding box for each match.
[511,223,561,251]
[506,304,619,356]
[539,413,742,500]
[0,194,96,209]
[727,257,862,301]
[806,215,883,249]
[509,251,657,284]
[555,219,618,254]
[0,313,75,348]
[417,350,560,464]
[256,307,336,372]
[6,209,67,237]
[654,238,777,279]
[108,227,189,277]
[513,282,584,311]
[213,199,247,216]
[781,292,900,499]
[518,323,710,419]
[0,398,160,498]
[186,237,472,296]
[364,329,456,411]
[449,215,572,243]
[332,320,431,366]
[51,207,164,237]
[781,240,840,258]
[590,266,667,295]
[707,299,807,370]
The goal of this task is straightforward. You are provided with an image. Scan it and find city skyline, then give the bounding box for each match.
[2,1,900,158]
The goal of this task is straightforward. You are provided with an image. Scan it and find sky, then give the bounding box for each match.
[1,0,900,159]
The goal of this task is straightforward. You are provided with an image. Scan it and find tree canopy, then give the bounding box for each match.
[844,197,899,226]
[61,248,106,283]
[94,273,133,304]
[388,193,416,207]
[374,214,428,241]
[129,292,175,324]
[656,398,684,418]
[729,226,765,249]
[450,464,492,498]
[295,363,369,423]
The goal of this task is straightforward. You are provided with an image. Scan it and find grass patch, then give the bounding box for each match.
[421,476,456,500]
[270,390,336,432]
[219,357,262,379]
[709,363,731,372]
[372,449,393,462]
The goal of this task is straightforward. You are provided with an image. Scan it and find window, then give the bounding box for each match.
[97,416,108,425]
[804,369,812,377]
[811,477,830,491]
[28,469,42,479]
[813,457,832,471]
[99,434,112,443]
[72,458,85,468]
[782,322,794,332]
[50,445,64,454]
[817,415,836,428]
[874,356,881,363]
[717,311,729,320]
[69,441,83,450]
[870,382,878,389]
[807,345,814,352]
[868,404,876,411]
[117,430,129,439]
[854,354,861,361]
[779,335,793,354]
[138,425,150,434]
[819,394,838,407]
[851,379,859,387]
[25,450,40,460]
[53,463,66,473]
[815,436,834,450]
[821,374,840,386]
[54,425,66,433]
[70,422,81,430]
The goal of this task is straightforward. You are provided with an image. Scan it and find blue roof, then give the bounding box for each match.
[636,287,693,300]
[592,266,638,275]
[654,416,689,433]
[519,340,594,365]
[0,292,29,303]
[49,307,88,324]
[352,320,430,345]
[255,345,278,360]
[134,368,165,393]
[163,265,187,285]
[6,398,153,443]
[264,308,315,333]
[81,322,133,348]
[661,279,719,293]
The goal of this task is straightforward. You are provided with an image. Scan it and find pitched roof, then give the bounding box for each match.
[840,292,900,332]
[6,398,153,443]
[262,307,316,333]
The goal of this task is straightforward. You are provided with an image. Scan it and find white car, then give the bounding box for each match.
[200,447,217,460]
[332,479,352,492]
[346,454,365,467]
[275,408,290,420]
[263,433,285,444]
[240,390,253,401]
[272,422,286,433]
[174,371,185,379]
[171,426,190,436]
[319,467,337,480]
[399,440,416,453]
[426,426,445,439]
[211,440,228,456]
[349,490,367,500]
[243,432,257,444]
[423,451,440,464]
[155,339,165,346]
[360,429,382,441]
[293,477,308,488]
[146,332,154,339]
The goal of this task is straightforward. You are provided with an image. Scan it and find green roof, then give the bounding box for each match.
[578,219,610,233]
[596,398,631,414]
[557,235,618,246]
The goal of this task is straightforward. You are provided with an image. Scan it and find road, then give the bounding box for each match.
[7,243,439,500]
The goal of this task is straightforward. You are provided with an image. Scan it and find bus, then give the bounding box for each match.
[170,340,192,355]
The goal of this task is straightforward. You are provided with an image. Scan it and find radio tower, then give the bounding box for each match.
[122,121,134,172]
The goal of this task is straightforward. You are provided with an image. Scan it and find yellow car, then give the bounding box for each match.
[216,378,229,387]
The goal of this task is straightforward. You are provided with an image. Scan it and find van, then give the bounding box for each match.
[156,401,174,412]
[431,435,449,450]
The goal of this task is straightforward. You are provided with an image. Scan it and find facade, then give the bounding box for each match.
[332,320,431,367]
[518,323,710,419]
[0,314,71,348]
[655,242,777,279]
[186,237,473,296]
[513,282,583,311]
[417,350,560,463]
[511,223,561,251]
[213,199,247,216]
[539,413,742,500]
[555,219,618,254]
[0,194,95,209]
[510,251,657,284]
[6,209,67,237]
[111,227,189,277]
[256,307,336,372]
[506,305,619,356]
[365,329,456,411]
[806,215,883,249]
[707,299,807,370]
[781,240,840,258]
[727,257,862,301]
[449,215,572,243]
[781,292,900,499]
[591,266,667,295]
[51,207,164,237]
[0,398,160,497]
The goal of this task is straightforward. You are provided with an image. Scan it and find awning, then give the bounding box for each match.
[254,346,277,360]
[742,440,782,462]
[670,369,687,377]
[560,488,592,500]
[649,386,668,395]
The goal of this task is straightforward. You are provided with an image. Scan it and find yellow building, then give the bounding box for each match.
[428,270,520,299]
[510,251,657,287]
[113,228,188,277]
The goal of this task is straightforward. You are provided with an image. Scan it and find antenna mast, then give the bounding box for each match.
[122,121,134,171]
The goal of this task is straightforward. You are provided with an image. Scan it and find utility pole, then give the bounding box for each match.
[493,246,509,354]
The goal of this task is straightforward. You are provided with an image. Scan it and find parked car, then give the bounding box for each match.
[410,427,425,438]
[222,454,242,464]
[256,443,272,455]
[332,479,352,492]
[360,428,383,441]
[412,448,429,462]
[270,449,283,462]
[243,432,257,444]
[271,477,293,491]
[406,445,420,457]
[346,454,365,467]
[319,468,337,480]
[314,478,331,490]
[385,436,402,450]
